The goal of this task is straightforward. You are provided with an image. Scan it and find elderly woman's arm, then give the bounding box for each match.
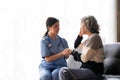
[74,35,83,48]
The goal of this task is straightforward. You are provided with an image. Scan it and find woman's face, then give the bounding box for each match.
[48,21,60,35]
[80,22,87,34]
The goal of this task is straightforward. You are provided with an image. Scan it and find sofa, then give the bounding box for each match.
[67,42,120,80]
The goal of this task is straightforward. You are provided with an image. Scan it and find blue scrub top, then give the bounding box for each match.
[40,35,68,69]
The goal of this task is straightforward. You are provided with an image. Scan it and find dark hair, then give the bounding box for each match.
[43,17,59,37]
[81,15,100,34]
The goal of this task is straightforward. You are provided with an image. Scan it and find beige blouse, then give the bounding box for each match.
[76,34,104,63]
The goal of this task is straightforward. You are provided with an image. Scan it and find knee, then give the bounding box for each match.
[59,67,69,80]
[52,68,59,76]
[59,67,69,75]
[40,73,51,80]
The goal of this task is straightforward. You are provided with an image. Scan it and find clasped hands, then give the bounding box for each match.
[61,48,72,58]
[61,48,81,61]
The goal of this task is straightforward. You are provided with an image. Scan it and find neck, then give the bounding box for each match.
[48,32,57,39]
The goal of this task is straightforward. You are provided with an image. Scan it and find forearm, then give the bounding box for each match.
[45,48,71,62]
[74,35,83,48]
[45,52,63,62]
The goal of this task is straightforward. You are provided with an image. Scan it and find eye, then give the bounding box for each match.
[53,25,59,29]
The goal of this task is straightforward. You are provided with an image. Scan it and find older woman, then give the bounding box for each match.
[59,15,104,80]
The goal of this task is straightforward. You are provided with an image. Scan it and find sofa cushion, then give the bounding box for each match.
[104,57,120,74]
[104,43,120,59]
[104,43,120,75]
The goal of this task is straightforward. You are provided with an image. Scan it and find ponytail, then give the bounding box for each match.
[43,30,48,37]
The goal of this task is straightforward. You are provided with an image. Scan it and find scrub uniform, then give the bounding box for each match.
[39,35,68,80]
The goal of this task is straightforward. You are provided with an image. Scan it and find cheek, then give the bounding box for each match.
[49,28,54,33]
[81,27,84,31]
[55,27,59,32]
[57,28,60,32]
[52,29,58,33]
[81,27,86,33]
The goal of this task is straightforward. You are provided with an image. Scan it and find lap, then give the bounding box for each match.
[60,67,96,79]
[52,68,60,75]
[39,68,60,79]
[39,69,51,77]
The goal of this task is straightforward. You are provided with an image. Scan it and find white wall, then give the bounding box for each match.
[0,0,117,80]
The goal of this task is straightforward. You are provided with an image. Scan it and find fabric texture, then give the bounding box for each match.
[104,43,120,74]
[67,42,120,80]
[76,33,104,63]
[40,35,68,69]
[39,35,69,80]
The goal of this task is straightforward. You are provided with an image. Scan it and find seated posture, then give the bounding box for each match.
[39,17,71,80]
[59,15,104,80]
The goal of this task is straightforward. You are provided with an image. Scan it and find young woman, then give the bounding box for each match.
[39,17,71,80]
[59,16,104,80]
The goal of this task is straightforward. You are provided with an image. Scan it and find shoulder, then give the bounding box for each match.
[90,33,102,42]
[58,35,68,45]
[89,33,103,49]
[41,36,49,44]
[91,33,99,38]
[57,35,69,48]
[58,36,67,42]
[57,35,64,40]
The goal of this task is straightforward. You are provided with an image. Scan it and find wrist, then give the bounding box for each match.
[60,52,64,56]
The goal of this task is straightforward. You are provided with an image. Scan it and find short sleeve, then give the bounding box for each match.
[62,38,69,48]
[40,39,51,58]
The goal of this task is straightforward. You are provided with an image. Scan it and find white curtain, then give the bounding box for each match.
[0,0,116,80]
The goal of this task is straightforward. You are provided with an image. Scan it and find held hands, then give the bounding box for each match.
[71,50,82,61]
[61,48,72,58]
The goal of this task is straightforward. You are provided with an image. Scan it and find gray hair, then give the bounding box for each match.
[81,15,100,34]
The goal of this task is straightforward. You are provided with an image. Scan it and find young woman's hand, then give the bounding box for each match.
[62,48,72,57]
